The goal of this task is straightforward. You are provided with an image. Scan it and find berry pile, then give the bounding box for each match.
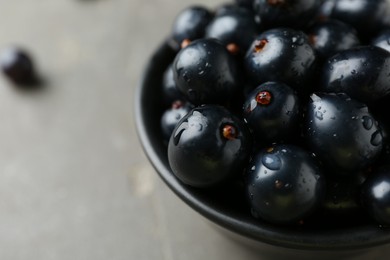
[158,0,390,226]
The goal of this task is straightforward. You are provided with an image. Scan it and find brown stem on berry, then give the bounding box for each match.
[181,39,191,49]
[267,147,275,153]
[256,91,272,105]
[222,124,238,140]
[172,100,183,109]
[226,43,240,55]
[254,39,268,53]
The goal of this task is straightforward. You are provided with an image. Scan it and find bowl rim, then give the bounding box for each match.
[134,40,390,251]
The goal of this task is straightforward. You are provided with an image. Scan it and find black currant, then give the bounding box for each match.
[161,100,193,142]
[244,28,317,93]
[242,81,300,146]
[372,30,390,53]
[168,105,251,187]
[305,93,383,173]
[171,6,213,49]
[246,144,325,225]
[320,46,390,104]
[173,38,239,105]
[0,47,37,85]
[253,0,322,29]
[205,6,259,54]
[307,19,360,60]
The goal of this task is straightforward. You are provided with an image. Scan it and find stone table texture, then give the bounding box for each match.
[0,1,389,260]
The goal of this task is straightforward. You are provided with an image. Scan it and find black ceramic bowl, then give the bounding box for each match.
[135,41,390,258]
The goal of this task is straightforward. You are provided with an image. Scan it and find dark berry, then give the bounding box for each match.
[372,30,390,53]
[253,0,322,29]
[160,100,193,142]
[361,166,390,226]
[171,6,213,49]
[325,0,390,41]
[320,46,390,104]
[168,105,251,187]
[307,19,360,60]
[305,93,383,173]
[246,144,325,225]
[243,82,300,146]
[0,47,37,85]
[161,64,184,106]
[173,38,239,105]
[244,28,317,93]
[205,6,259,53]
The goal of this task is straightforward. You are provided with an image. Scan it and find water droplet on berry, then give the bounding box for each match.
[262,154,282,171]
[173,122,188,145]
[315,111,323,120]
[362,116,373,130]
[371,130,383,146]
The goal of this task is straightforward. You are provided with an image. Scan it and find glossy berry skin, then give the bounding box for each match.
[372,30,390,53]
[162,64,183,106]
[168,105,251,187]
[0,47,36,85]
[320,46,390,104]
[325,0,390,40]
[307,19,360,60]
[246,144,325,225]
[253,0,322,29]
[173,39,239,105]
[242,81,300,146]
[361,166,390,226]
[161,101,193,142]
[205,6,259,53]
[244,28,317,93]
[171,6,213,48]
[305,93,383,173]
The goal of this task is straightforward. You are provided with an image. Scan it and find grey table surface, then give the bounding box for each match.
[0,1,389,259]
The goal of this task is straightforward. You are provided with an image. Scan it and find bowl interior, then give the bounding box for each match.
[134,41,390,250]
